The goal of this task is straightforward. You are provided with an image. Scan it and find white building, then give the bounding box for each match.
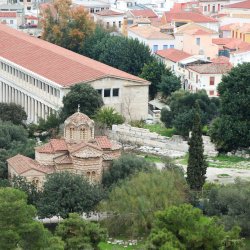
[0,23,150,123]
[128,22,175,52]
[186,62,232,97]
[93,9,125,32]
[0,11,18,28]
[72,0,110,13]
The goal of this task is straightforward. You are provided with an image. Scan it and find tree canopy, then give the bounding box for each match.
[94,107,124,129]
[161,90,220,137]
[55,213,106,250]
[100,169,188,236]
[82,29,153,76]
[102,154,153,188]
[204,180,250,237]
[0,102,27,125]
[158,74,181,98]
[146,204,243,250]
[61,84,103,120]
[186,103,207,191]
[42,0,94,52]
[0,188,63,250]
[37,172,105,218]
[209,63,250,152]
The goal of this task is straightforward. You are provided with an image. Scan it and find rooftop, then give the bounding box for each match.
[128,25,174,40]
[7,154,54,174]
[0,24,147,86]
[95,9,124,16]
[162,11,218,24]
[156,48,191,62]
[212,38,239,45]
[211,56,231,64]
[129,9,158,18]
[0,11,16,18]
[188,63,232,74]
[175,22,217,35]
[226,0,250,9]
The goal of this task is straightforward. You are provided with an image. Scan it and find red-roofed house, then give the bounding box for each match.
[199,0,230,16]
[93,10,125,32]
[186,62,232,97]
[161,11,219,32]
[8,111,121,187]
[0,11,18,29]
[0,23,150,123]
[25,15,38,27]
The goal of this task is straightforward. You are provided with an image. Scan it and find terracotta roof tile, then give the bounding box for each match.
[25,15,38,20]
[226,0,250,9]
[188,63,232,74]
[95,10,124,16]
[156,48,191,62]
[212,38,239,45]
[162,11,218,23]
[130,9,158,18]
[0,12,16,18]
[54,154,73,164]
[128,25,174,40]
[224,40,250,50]
[64,112,93,126]
[95,136,112,149]
[0,24,148,86]
[7,154,54,174]
[211,56,231,64]
[36,139,67,153]
[220,23,235,31]
[175,22,217,35]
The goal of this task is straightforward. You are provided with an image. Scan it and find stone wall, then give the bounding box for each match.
[109,124,218,158]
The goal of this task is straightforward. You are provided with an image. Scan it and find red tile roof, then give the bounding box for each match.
[130,9,158,18]
[212,38,239,45]
[95,136,112,149]
[188,63,232,74]
[7,154,54,174]
[219,23,235,31]
[211,56,231,64]
[224,39,250,50]
[25,15,38,20]
[226,0,250,9]
[0,12,16,18]
[162,11,218,23]
[36,139,67,153]
[156,48,191,62]
[185,28,211,35]
[0,24,148,87]
[95,9,124,16]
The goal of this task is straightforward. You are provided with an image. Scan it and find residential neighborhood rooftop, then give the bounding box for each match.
[156,49,191,62]
[129,9,158,18]
[226,0,250,9]
[188,63,232,74]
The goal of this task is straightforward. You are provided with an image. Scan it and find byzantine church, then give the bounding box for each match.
[7,111,121,188]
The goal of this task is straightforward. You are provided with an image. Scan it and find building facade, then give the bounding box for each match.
[7,111,122,188]
[0,23,150,123]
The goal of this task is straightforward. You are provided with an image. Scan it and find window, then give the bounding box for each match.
[112,88,119,97]
[10,20,13,24]
[70,127,74,139]
[209,90,214,96]
[204,6,207,12]
[90,8,94,13]
[196,75,199,83]
[210,76,215,85]
[163,45,168,50]
[119,21,121,28]
[97,89,102,95]
[80,128,86,140]
[196,38,200,45]
[104,88,111,97]
[153,45,158,52]
[27,6,31,10]
[170,45,174,48]
[106,22,109,28]
[113,21,115,27]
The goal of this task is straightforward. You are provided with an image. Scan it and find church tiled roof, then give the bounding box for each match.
[7,154,54,174]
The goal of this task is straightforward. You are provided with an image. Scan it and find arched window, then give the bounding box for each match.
[32,178,39,186]
[69,127,74,139]
[80,128,86,140]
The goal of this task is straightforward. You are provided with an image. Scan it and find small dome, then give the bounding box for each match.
[64,112,93,127]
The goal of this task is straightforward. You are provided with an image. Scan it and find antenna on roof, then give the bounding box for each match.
[77,104,80,113]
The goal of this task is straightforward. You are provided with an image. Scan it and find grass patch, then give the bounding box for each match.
[99,242,144,250]
[143,154,164,163]
[217,174,231,178]
[175,154,250,170]
[143,124,175,137]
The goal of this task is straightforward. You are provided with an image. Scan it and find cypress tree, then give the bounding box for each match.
[187,102,208,191]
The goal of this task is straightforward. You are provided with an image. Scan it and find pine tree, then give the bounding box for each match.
[187,102,207,191]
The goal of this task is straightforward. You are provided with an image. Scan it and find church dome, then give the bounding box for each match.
[64,112,93,127]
